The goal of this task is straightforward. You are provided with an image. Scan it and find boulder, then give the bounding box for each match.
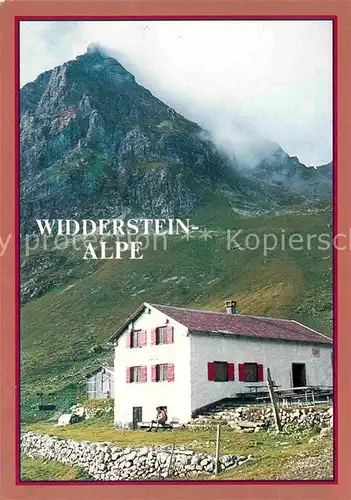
[57,413,76,426]
[319,427,331,438]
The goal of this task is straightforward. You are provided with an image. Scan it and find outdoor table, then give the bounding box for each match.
[246,385,267,393]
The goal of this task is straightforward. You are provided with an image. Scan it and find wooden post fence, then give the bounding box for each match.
[215,424,221,475]
[266,367,282,432]
[165,443,175,479]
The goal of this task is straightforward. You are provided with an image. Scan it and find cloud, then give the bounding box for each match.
[20,20,332,166]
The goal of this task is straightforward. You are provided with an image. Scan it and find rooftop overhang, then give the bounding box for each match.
[189,329,333,346]
[108,302,150,343]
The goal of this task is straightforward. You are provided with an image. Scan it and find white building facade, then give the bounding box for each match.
[110,302,333,428]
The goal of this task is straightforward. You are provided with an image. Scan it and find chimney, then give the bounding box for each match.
[225,300,237,314]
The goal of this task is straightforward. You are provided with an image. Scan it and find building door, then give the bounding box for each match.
[292,363,307,388]
[132,406,143,429]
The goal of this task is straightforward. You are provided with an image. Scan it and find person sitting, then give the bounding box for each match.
[146,407,168,432]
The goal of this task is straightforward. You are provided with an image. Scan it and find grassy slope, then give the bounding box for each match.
[24,418,333,480]
[21,457,92,481]
[21,199,332,395]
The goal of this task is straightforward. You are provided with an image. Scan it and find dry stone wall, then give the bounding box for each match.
[21,432,253,480]
[188,404,333,431]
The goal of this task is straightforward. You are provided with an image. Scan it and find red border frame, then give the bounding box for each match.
[15,15,338,487]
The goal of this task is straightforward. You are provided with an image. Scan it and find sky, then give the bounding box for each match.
[20,20,333,166]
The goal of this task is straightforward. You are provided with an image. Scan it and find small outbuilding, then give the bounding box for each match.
[86,365,114,399]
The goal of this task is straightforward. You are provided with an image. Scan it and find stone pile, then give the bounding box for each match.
[187,404,333,431]
[21,432,253,480]
[56,400,114,425]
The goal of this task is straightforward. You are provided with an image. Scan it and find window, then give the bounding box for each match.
[151,363,175,382]
[214,362,228,381]
[126,366,147,383]
[156,364,169,382]
[86,378,96,398]
[238,363,264,382]
[207,362,235,382]
[101,370,112,395]
[156,326,169,345]
[151,326,174,345]
[131,366,142,382]
[131,330,142,348]
[244,363,258,382]
[126,329,146,348]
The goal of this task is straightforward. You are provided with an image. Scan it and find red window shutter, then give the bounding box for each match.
[151,365,157,382]
[141,365,147,382]
[238,363,245,382]
[167,326,174,344]
[140,330,147,347]
[228,363,235,381]
[168,364,175,382]
[126,367,131,383]
[257,364,264,382]
[126,332,131,348]
[151,328,157,345]
[207,362,215,381]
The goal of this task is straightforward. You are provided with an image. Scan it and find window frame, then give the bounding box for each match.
[86,378,96,395]
[130,366,142,383]
[244,362,259,383]
[214,361,229,382]
[156,363,169,382]
[131,329,142,348]
[156,326,168,345]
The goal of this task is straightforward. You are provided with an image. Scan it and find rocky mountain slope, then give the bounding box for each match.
[20,44,330,234]
[245,147,332,199]
[19,44,246,232]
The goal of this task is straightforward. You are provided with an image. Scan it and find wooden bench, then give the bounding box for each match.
[237,420,263,429]
[257,388,333,404]
[137,421,174,431]
[256,396,272,402]
[246,385,268,394]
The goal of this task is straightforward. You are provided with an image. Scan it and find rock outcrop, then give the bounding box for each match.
[20,46,240,234]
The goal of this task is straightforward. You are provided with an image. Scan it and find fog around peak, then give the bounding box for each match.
[20,20,332,166]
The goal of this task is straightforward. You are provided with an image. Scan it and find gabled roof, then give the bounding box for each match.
[150,304,332,345]
[102,365,114,374]
[108,302,146,342]
[108,302,332,345]
[86,365,114,377]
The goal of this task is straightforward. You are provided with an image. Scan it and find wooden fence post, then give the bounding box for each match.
[266,368,282,432]
[215,424,221,475]
[166,443,175,479]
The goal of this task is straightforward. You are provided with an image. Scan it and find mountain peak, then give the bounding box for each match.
[86,43,106,56]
